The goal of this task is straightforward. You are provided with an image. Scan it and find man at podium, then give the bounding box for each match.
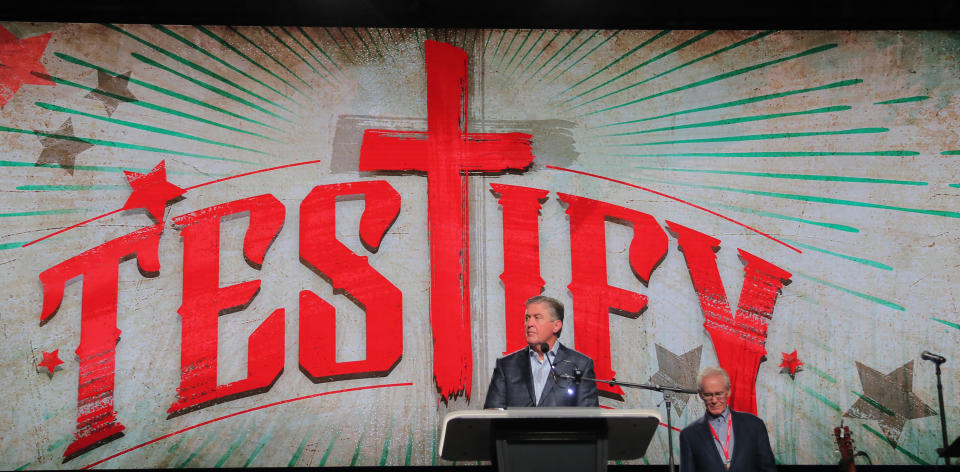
[483,296,599,408]
[679,366,775,472]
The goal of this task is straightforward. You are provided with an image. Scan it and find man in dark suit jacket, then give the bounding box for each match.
[679,366,776,472]
[483,296,599,408]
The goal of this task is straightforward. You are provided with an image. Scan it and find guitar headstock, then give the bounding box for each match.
[834,424,856,472]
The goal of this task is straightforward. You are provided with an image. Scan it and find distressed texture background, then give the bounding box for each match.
[0,25,958,468]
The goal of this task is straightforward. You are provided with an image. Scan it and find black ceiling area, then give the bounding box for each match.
[5,0,960,29]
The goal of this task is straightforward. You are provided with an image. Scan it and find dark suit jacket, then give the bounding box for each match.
[679,409,776,472]
[483,343,599,408]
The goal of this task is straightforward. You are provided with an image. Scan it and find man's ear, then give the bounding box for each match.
[553,321,562,333]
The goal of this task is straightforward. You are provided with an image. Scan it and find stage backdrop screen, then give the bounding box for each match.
[0,23,957,468]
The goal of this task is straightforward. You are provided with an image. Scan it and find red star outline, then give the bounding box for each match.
[122,161,186,222]
[38,349,64,375]
[0,26,54,108]
[779,350,803,375]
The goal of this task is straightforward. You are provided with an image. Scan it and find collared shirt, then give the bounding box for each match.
[529,342,558,404]
[707,407,734,465]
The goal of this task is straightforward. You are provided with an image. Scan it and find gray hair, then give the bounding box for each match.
[696,366,731,391]
[525,295,564,337]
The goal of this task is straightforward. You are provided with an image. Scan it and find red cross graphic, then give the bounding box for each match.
[359,40,535,400]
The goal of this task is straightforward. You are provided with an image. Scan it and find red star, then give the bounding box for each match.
[122,161,186,222]
[0,26,54,108]
[38,349,64,375]
[779,350,804,375]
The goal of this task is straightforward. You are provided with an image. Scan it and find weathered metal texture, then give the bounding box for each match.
[0,25,957,468]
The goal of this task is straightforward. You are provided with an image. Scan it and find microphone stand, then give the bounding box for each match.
[550,362,697,472]
[933,361,949,466]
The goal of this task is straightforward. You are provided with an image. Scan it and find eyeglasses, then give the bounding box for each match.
[699,391,729,400]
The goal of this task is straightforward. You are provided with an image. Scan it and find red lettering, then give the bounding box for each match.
[39,224,162,461]
[167,195,286,417]
[358,41,535,400]
[667,221,792,414]
[491,183,550,354]
[558,193,668,399]
[298,181,403,381]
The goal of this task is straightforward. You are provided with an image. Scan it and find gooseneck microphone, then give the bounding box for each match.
[921,351,946,364]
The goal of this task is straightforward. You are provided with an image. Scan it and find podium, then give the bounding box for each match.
[439,408,661,472]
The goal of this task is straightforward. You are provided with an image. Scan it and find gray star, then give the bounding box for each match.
[84,70,136,116]
[35,118,94,174]
[649,344,702,415]
[844,360,936,446]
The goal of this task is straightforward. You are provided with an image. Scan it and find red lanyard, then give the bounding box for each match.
[708,415,733,465]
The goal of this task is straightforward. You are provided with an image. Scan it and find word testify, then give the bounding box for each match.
[35,40,791,462]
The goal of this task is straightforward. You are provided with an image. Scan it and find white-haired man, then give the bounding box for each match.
[679,366,775,471]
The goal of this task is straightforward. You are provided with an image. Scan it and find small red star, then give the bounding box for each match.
[779,350,803,376]
[122,161,186,222]
[38,349,64,375]
[0,26,54,108]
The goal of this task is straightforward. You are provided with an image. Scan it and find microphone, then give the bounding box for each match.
[921,351,946,364]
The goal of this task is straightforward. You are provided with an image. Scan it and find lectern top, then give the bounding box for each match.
[439,407,662,461]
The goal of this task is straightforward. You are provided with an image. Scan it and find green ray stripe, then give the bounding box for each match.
[404,433,413,466]
[495,30,519,67]
[104,23,294,115]
[950,183,960,188]
[875,96,929,105]
[524,29,583,84]
[46,437,70,452]
[590,78,861,130]
[17,184,126,191]
[177,435,216,468]
[683,198,860,233]
[565,30,714,105]
[350,431,366,466]
[604,127,887,147]
[0,241,27,250]
[35,102,273,156]
[574,30,777,111]
[228,26,314,91]
[633,163,925,186]
[0,125,258,165]
[507,29,547,79]
[150,25,294,110]
[168,436,186,453]
[319,430,340,467]
[804,365,838,383]
[546,29,622,84]
[860,424,929,465]
[336,27,361,59]
[54,53,283,136]
[298,26,343,71]
[555,29,669,97]
[641,175,959,219]
[14,463,30,471]
[263,26,332,84]
[243,429,273,468]
[602,106,852,137]
[931,317,960,329]
[490,30,508,64]
[501,30,532,72]
[131,52,292,122]
[325,26,354,62]
[780,238,894,270]
[943,151,960,156]
[362,28,382,58]
[0,159,218,176]
[517,30,561,79]
[798,273,905,311]
[799,385,841,411]
[289,433,311,467]
[379,418,394,466]
[605,150,918,157]
[195,25,309,100]
[350,27,373,57]
[537,30,602,84]
[0,208,95,218]
[581,43,839,117]
[215,431,248,468]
